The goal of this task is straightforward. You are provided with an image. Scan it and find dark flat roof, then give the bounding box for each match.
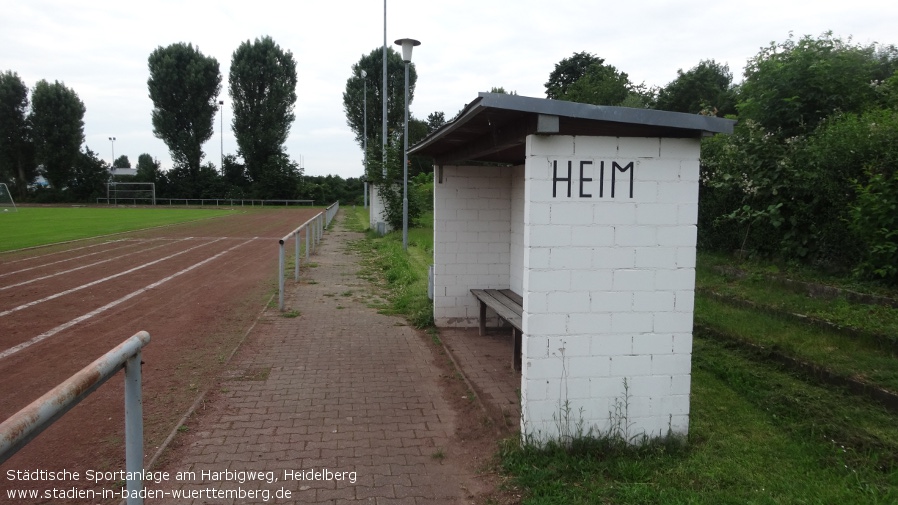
[409,93,736,165]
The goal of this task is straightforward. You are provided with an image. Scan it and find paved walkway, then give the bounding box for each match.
[155,211,520,504]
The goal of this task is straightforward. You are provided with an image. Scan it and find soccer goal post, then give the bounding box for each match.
[0,183,16,212]
[105,182,156,205]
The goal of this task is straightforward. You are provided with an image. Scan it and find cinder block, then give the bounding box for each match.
[674,290,695,312]
[527,225,572,247]
[589,375,626,399]
[523,291,548,314]
[679,160,701,181]
[590,291,633,313]
[550,335,591,357]
[527,135,575,156]
[636,204,680,225]
[615,226,657,247]
[657,181,699,204]
[671,374,692,395]
[610,355,652,376]
[633,333,673,354]
[574,136,618,155]
[567,312,612,334]
[657,225,697,247]
[526,202,552,225]
[676,247,697,268]
[550,202,595,225]
[634,158,679,181]
[524,356,564,379]
[654,312,694,333]
[655,268,696,291]
[549,248,593,269]
[524,313,568,335]
[672,333,693,354]
[548,291,591,313]
[651,353,692,376]
[660,138,700,160]
[571,269,613,292]
[628,375,672,397]
[593,247,636,269]
[526,270,571,292]
[525,247,552,269]
[612,269,655,292]
[618,137,660,158]
[611,312,653,334]
[635,247,679,269]
[590,334,633,356]
[660,395,691,416]
[633,291,675,312]
[570,226,614,247]
[594,203,637,225]
[562,377,593,399]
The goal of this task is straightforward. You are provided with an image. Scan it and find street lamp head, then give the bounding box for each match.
[393,38,420,63]
[109,137,115,141]
[360,69,367,78]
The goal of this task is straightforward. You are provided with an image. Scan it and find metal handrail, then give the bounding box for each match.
[0,331,150,504]
[276,202,339,311]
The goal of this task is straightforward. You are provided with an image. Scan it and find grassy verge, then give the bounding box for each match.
[344,206,434,328]
[0,206,235,251]
[697,253,898,342]
[694,296,898,393]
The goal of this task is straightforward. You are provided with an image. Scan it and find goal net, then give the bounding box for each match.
[106,182,156,205]
[0,183,16,212]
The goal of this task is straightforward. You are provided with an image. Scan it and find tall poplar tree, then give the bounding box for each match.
[147,42,221,196]
[229,35,299,197]
[0,71,34,195]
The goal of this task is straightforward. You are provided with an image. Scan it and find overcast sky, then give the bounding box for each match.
[2,0,895,179]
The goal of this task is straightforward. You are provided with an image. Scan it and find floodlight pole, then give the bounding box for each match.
[219,100,224,170]
[394,38,419,251]
[382,0,387,178]
[361,70,368,208]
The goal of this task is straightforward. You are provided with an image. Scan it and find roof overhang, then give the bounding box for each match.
[409,93,736,165]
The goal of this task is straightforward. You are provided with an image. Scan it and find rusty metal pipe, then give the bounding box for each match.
[0,330,150,467]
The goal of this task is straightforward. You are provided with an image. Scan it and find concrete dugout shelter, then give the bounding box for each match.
[410,93,734,442]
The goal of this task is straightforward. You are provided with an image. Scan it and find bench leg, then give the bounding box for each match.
[478,300,486,336]
[513,328,522,371]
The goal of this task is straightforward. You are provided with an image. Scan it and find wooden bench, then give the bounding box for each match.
[470,288,523,371]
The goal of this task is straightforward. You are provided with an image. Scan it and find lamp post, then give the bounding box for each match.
[394,38,419,251]
[108,136,116,204]
[361,70,368,209]
[108,137,116,170]
[218,100,224,170]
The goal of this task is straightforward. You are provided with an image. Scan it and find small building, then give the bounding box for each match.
[410,93,734,442]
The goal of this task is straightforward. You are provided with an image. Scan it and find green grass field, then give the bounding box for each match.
[0,207,237,252]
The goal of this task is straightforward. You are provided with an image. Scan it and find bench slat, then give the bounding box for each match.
[471,289,522,330]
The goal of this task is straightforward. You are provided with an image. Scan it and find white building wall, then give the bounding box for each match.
[520,135,700,443]
[368,185,391,231]
[433,165,513,327]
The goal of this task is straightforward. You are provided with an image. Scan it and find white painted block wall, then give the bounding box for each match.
[432,165,516,326]
[368,185,391,231]
[521,135,700,443]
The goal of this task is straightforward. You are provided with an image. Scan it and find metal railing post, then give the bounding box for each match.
[305,226,310,261]
[278,239,285,311]
[124,350,144,504]
[294,231,300,281]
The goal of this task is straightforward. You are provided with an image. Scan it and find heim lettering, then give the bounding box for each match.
[552,160,634,199]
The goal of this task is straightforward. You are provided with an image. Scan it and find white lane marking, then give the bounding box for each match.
[0,238,223,317]
[0,239,169,277]
[1,239,129,266]
[0,239,190,290]
[0,238,254,361]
